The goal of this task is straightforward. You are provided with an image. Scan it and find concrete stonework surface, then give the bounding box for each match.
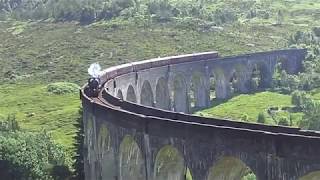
[81,49,320,180]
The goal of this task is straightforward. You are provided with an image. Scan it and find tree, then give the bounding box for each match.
[80,6,96,25]
[257,112,266,124]
[291,90,307,109]
[0,114,19,131]
[300,100,320,131]
[276,9,284,25]
[312,27,320,37]
[0,128,70,179]
[296,94,320,131]
[73,107,84,180]
[280,70,288,87]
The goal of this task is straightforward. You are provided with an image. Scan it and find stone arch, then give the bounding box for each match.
[299,171,320,180]
[250,63,271,89]
[229,71,239,95]
[232,64,251,94]
[189,71,207,111]
[209,71,216,102]
[140,80,154,106]
[212,68,229,99]
[117,89,124,100]
[119,135,146,180]
[272,57,290,88]
[276,55,291,74]
[278,57,287,71]
[154,145,187,180]
[172,74,188,113]
[207,156,256,180]
[155,77,170,110]
[97,124,116,180]
[126,85,137,103]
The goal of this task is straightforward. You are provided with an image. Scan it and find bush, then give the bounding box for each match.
[47,82,80,95]
[241,114,249,122]
[291,90,306,108]
[243,172,257,180]
[313,27,320,37]
[213,8,238,25]
[0,114,20,132]
[257,112,266,124]
[300,100,320,131]
[147,0,176,22]
[278,117,289,126]
[80,6,96,25]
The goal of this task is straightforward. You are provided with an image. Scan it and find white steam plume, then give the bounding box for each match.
[88,63,102,78]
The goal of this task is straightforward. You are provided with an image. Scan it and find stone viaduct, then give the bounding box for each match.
[81,49,320,180]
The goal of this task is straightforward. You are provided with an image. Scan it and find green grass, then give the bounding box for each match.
[0,84,80,149]
[195,91,294,125]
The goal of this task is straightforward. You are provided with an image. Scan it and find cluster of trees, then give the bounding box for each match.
[271,69,316,94]
[271,28,320,93]
[0,108,85,180]
[291,91,320,131]
[256,111,292,127]
[0,0,140,24]
[0,115,72,179]
[0,0,282,25]
[254,90,320,130]
[0,0,234,24]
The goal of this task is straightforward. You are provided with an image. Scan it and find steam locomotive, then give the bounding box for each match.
[85,77,101,97]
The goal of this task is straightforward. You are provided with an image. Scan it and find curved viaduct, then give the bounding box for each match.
[81,49,320,180]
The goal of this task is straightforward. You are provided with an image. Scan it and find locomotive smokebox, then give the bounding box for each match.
[88,77,100,90]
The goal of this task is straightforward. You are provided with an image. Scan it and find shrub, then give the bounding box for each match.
[300,100,320,131]
[47,82,80,95]
[312,27,320,37]
[147,0,175,22]
[243,172,257,180]
[291,90,306,108]
[257,112,266,124]
[212,8,238,25]
[241,114,249,122]
[80,6,96,25]
[278,117,289,126]
[0,114,20,132]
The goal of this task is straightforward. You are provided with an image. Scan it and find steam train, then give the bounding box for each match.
[85,77,101,97]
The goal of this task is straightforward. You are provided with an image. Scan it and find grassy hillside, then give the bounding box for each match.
[0,84,79,149]
[195,91,303,126]
[0,20,299,85]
